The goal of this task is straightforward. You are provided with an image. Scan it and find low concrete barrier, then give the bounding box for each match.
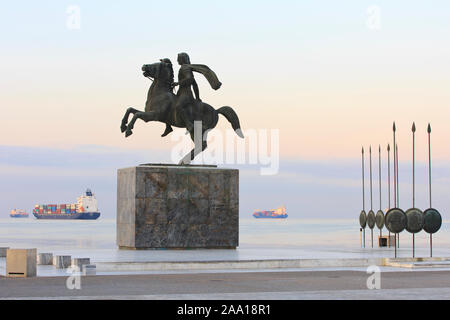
[96,258,385,272]
[383,257,450,268]
[6,249,37,277]
[37,253,53,265]
[53,255,71,269]
[83,264,96,276]
[0,247,9,258]
[71,258,90,270]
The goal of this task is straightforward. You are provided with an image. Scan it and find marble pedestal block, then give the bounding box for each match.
[117,165,239,249]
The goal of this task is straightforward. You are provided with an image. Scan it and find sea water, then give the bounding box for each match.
[1,217,449,254]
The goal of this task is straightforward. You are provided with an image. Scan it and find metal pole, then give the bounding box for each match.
[387,144,391,244]
[371,228,374,248]
[393,122,397,208]
[396,143,400,248]
[430,234,433,258]
[395,233,397,258]
[396,143,399,209]
[370,146,373,212]
[362,147,365,248]
[362,147,365,211]
[428,124,432,209]
[379,145,382,237]
[370,146,373,248]
[412,122,416,258]
[428,124,432,257]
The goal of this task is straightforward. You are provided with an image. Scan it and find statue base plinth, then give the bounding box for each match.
[117,164,239,249]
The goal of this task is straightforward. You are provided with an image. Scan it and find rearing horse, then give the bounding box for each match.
[120,60,244,164]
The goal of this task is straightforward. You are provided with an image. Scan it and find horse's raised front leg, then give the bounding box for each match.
[121,107,140,133]
[125,111,159,137]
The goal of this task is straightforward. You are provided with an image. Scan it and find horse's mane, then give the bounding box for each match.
[162,62,174,90]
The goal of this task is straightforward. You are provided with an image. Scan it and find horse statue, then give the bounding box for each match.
[120,59,244,164]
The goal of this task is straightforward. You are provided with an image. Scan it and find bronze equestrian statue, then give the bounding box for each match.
[120,53,244,164]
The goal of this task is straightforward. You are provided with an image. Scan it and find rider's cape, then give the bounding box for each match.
[185,64,222,90]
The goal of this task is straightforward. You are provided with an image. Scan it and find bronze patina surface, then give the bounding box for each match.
[120,53,244,164]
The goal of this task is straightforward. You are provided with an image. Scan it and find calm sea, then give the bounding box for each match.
[1,217,449,253]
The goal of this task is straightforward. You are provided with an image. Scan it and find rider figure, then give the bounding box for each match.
[161,52,222,137]
[161,53,200,137]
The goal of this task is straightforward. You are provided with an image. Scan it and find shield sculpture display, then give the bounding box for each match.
[375,210,385,229]
[423,208,442,234]
[359,210,367,228]
[367,210,376,229]
[405,208,424,233]
[385,208,406,234]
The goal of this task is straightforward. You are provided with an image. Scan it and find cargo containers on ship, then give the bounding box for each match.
[253,206,288,219]
[32,189,100,220]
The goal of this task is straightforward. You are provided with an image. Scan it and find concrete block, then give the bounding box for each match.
[53,255,71,269]
[378,235,396,247]
[0,247,9,257]
[37,253,53,265]
[71,258,90,269]
[117,165,239,249]
[83,264,96,276]
[6,249,37,277]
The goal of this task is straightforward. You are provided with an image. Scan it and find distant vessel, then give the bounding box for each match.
[32,189,100,220]
[10,209,29,218]
[253,206,288,219]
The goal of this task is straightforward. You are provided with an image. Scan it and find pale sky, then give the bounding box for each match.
[1,1,450,218]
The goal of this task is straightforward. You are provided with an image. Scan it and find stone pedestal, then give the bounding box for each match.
[117,165,239,249]
[6,249,37,277]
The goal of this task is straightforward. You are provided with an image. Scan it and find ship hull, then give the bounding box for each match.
[253,215,288,219]
[32,212,100,220]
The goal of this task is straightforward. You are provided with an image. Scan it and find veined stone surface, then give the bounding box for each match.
[117,165,239,249]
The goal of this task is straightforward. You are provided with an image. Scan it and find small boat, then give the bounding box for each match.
[10,209,29,218]
[253,206,288,219]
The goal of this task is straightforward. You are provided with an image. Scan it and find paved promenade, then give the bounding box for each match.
[3,270,450,299]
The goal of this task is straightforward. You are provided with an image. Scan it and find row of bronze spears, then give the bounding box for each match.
[359,122,442,258]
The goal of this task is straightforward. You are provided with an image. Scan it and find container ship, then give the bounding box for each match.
[253,206,288,219]
[32,189,100,220]
[10,209,29,218]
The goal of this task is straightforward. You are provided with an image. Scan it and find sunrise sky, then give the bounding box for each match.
[1,1,450,218]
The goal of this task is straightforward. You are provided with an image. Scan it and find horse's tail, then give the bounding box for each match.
[217,106,244,138]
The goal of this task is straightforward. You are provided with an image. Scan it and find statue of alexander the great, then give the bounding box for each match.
[120,53,243,164]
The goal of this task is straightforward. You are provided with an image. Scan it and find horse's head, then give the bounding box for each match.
[142,62,159,78]
[142,59,174,88]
